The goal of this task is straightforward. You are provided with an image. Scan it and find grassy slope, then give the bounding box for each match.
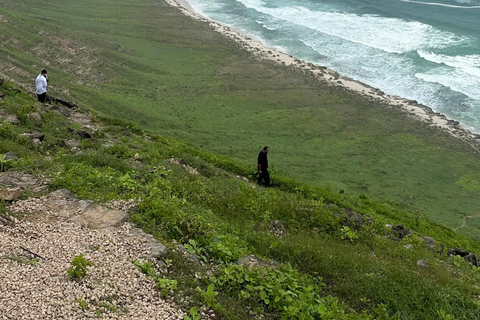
[2,82,480,319]
[1,0,480,239]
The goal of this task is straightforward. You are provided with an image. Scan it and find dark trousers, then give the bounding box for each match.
[37,92,46,103]
[257,170,270,187]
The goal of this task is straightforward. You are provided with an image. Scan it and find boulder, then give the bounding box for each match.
[19,131,45,142]
[0,172,49,194]
[58,139,80,148]
[447,247,469,257]
[391,225,413,239]
[2,152,18,161]
[48,189,78,200]
[176,243,201,266]
[464,253,478,266]
[417,259,429,269]
[71,204,128,229]
[268,220,286,237]
[68,128,91,139]
[27,113,42,121]
[0,187,22,201]
[5,114,19,125]
[129,227,168,258]
[421,237,436,251]
[237,254,280,269]
[438,243,445,255]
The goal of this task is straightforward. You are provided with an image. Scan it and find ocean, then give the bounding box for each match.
[185,0,480,132]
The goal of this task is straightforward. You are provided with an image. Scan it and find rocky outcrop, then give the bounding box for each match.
[2,152,18,161]
[421,236,436,251]
[0,171,49,194]
[0,187,22,201]
[71,204,128,229]
[390,224,413,240]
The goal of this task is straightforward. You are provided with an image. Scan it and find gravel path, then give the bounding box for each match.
[0,220,185,319]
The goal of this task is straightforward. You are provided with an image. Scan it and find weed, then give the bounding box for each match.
[75,299,88,311]
[67,254,94,280]
[184,307,201,320]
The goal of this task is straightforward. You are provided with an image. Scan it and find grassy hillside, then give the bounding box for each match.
[2,81,480,319]
[0,0,480,241]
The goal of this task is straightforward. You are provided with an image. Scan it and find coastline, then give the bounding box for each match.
[166,0,480,152]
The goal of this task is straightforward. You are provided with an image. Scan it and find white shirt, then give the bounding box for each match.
[35,74,48,94]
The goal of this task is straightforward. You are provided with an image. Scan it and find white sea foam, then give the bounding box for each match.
[236,0,468,54]
[418,50,480,78]
[415,68,480,100]
[398,0,480,8]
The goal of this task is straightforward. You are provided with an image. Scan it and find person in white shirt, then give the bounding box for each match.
[35,69,48,106]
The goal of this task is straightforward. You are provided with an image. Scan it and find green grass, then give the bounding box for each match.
[3,82,480,319]
[1,0,480,243]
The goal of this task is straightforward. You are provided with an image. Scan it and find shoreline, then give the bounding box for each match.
[166,0,480,152]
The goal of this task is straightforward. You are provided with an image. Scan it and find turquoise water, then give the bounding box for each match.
[186,0,480,131]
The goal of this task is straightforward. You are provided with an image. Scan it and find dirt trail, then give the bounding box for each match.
[454,211,480,231]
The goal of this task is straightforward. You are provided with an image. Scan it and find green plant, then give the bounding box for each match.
[134,260,156,277]
[197,283,218,308]
[75,299,88,311]
[437,309,455,320]
[98,302,116,313]
[184,239,208,263]
[0,155,12,172]
[157,278,178,297]
[67,254,94,280]
[340,226,359,242]
[209,264,333,318]
[184,307,201,320]
[134,260,178,296]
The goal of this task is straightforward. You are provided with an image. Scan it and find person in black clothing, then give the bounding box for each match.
[257,146,270,187]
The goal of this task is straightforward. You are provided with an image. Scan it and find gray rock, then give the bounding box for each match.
[349,213,364,227]
[417,259,429,268]
[19,131,45,141]
[464,253,478,266]
[421,236,436,251]
[237,254,280,269]
[68,128,91,139]
[404,244,413,250]
[129,227,168,258]
[59,139,80,148]
[176,243,201,266]
[0,187,22,201]
[438,243,445,255]
[2,152,18,161]
[5,114,19,125]
[71,204,128,229]
[27,112,42,121]
[268,220,286,237]
[391,225,413,239]
[44,190,94,218]
[447,247,469,257]
[0,172,48,194]
[47,189,78,200]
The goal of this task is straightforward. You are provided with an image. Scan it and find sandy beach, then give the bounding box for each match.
[166,0,480,152]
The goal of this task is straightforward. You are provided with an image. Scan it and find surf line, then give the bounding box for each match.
[398,0,480,8]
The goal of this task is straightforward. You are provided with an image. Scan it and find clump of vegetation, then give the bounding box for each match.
[0,154,12,172]
[67,254,94,280]
[134,260,178,297]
